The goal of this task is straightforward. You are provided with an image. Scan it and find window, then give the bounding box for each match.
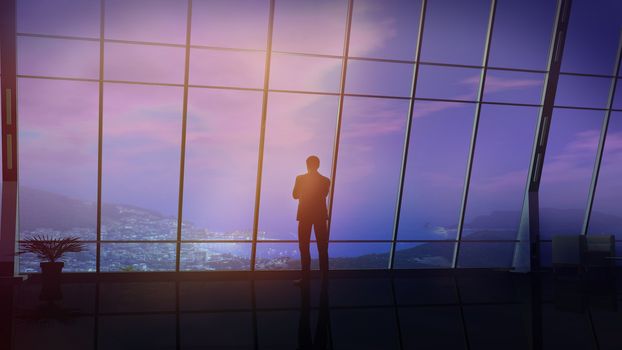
[539,109,603,239]
[488,0,556,70]
[17,37,99,79]
[17,0,100,38]
[330,97,408,241]
[588,112,622,238]
[259,93,338,240]
[14,0,620,272]
[462,105,538,241]
[101,84,183,241]
[182,89,261,241]
[18,78,99,272]
[272,0,347,55]
[105,0,188,44]
[348,0,423,61]
[421,0,491,66]
[397,101,475,241]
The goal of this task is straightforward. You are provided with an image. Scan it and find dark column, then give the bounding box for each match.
[513,0,573,273]
[0,0,18,277]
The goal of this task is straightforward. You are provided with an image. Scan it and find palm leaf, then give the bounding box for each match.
[17,235,86,263]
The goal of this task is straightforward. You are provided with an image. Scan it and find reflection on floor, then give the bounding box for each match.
[2,270,622,350]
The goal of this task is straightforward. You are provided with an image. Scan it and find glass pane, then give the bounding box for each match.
[555,75,612,109]
[483,70,545,105]
[269,53,342,93]
[393,242,454,269]
[102,84,182,240]
[18,78,98,242]
[488,0,557,70]
[329,243,391,269]
[105,0,187,44]
[255,243,391,270]
[19,243,96,273]
[259,93,338,239]
[255,243,302,270]
[101,243,177,271]
[189,49,264,88]
[330,97,408,240]
[397,101,475,240]
[18,37,99,79]
[421,0,491,65]
[416,65,481,101]
[348,0,423,60]
[104,43,185,84]
[588,112,622,239]
[180,243,251,271]
[272,0,347,55]
[191,0,269,50]
[345,60,413,97]
[462,105,538,240]
[17,0,100,37]
[457,242,515,268]
[562,0,622,75]
[539,108,603,239]
[182,89,261,241]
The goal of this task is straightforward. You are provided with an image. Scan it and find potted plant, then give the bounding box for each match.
[18,235,86,280]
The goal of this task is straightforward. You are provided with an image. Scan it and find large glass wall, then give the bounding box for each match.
[13,0,622,272]
[538,0,622,264]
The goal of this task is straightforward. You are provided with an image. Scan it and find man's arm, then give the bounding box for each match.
[293,176,301,199]
[322,177,330,197]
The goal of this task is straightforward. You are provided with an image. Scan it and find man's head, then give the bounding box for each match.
[306,155,320,172]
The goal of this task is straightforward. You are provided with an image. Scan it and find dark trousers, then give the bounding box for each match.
[298,219,329,276]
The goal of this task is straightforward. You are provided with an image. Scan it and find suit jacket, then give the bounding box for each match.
[292,172,330,222]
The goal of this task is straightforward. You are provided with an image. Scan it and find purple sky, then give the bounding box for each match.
[13,0,622,246]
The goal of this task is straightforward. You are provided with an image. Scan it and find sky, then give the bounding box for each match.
[12,0,622,246]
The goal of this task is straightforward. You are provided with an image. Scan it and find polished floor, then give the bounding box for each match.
[2,270,622,350]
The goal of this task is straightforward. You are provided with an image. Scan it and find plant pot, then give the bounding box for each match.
[39,261,64,301]
[40,261,64,277]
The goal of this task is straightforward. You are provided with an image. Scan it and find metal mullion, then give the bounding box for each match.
[347,56,415,65]
[552,104,608,111]
[18,238,525,243]
[16,75,99,83]
[190,44,264,53]
[16,32,100,42]
[270,50,342,60]
[326,0,355,240]
[418,61,484,70]
[249,0,276,272]
[388,0,428,269]
[96,0,106,274]
[559,71,617,79]
[414,96,477,104]
[487,66,548,74]
[103,79,184,87]
[582,31,622,235]
[343,93,410,100]
[188,84,263,92]
[512,0,572,272]
[452,0,498,269]
[105,38,186,48]
[175,0,193,272]
[268,89,340,96]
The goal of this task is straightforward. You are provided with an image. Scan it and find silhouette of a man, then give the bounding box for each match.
[293,155,330,280]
